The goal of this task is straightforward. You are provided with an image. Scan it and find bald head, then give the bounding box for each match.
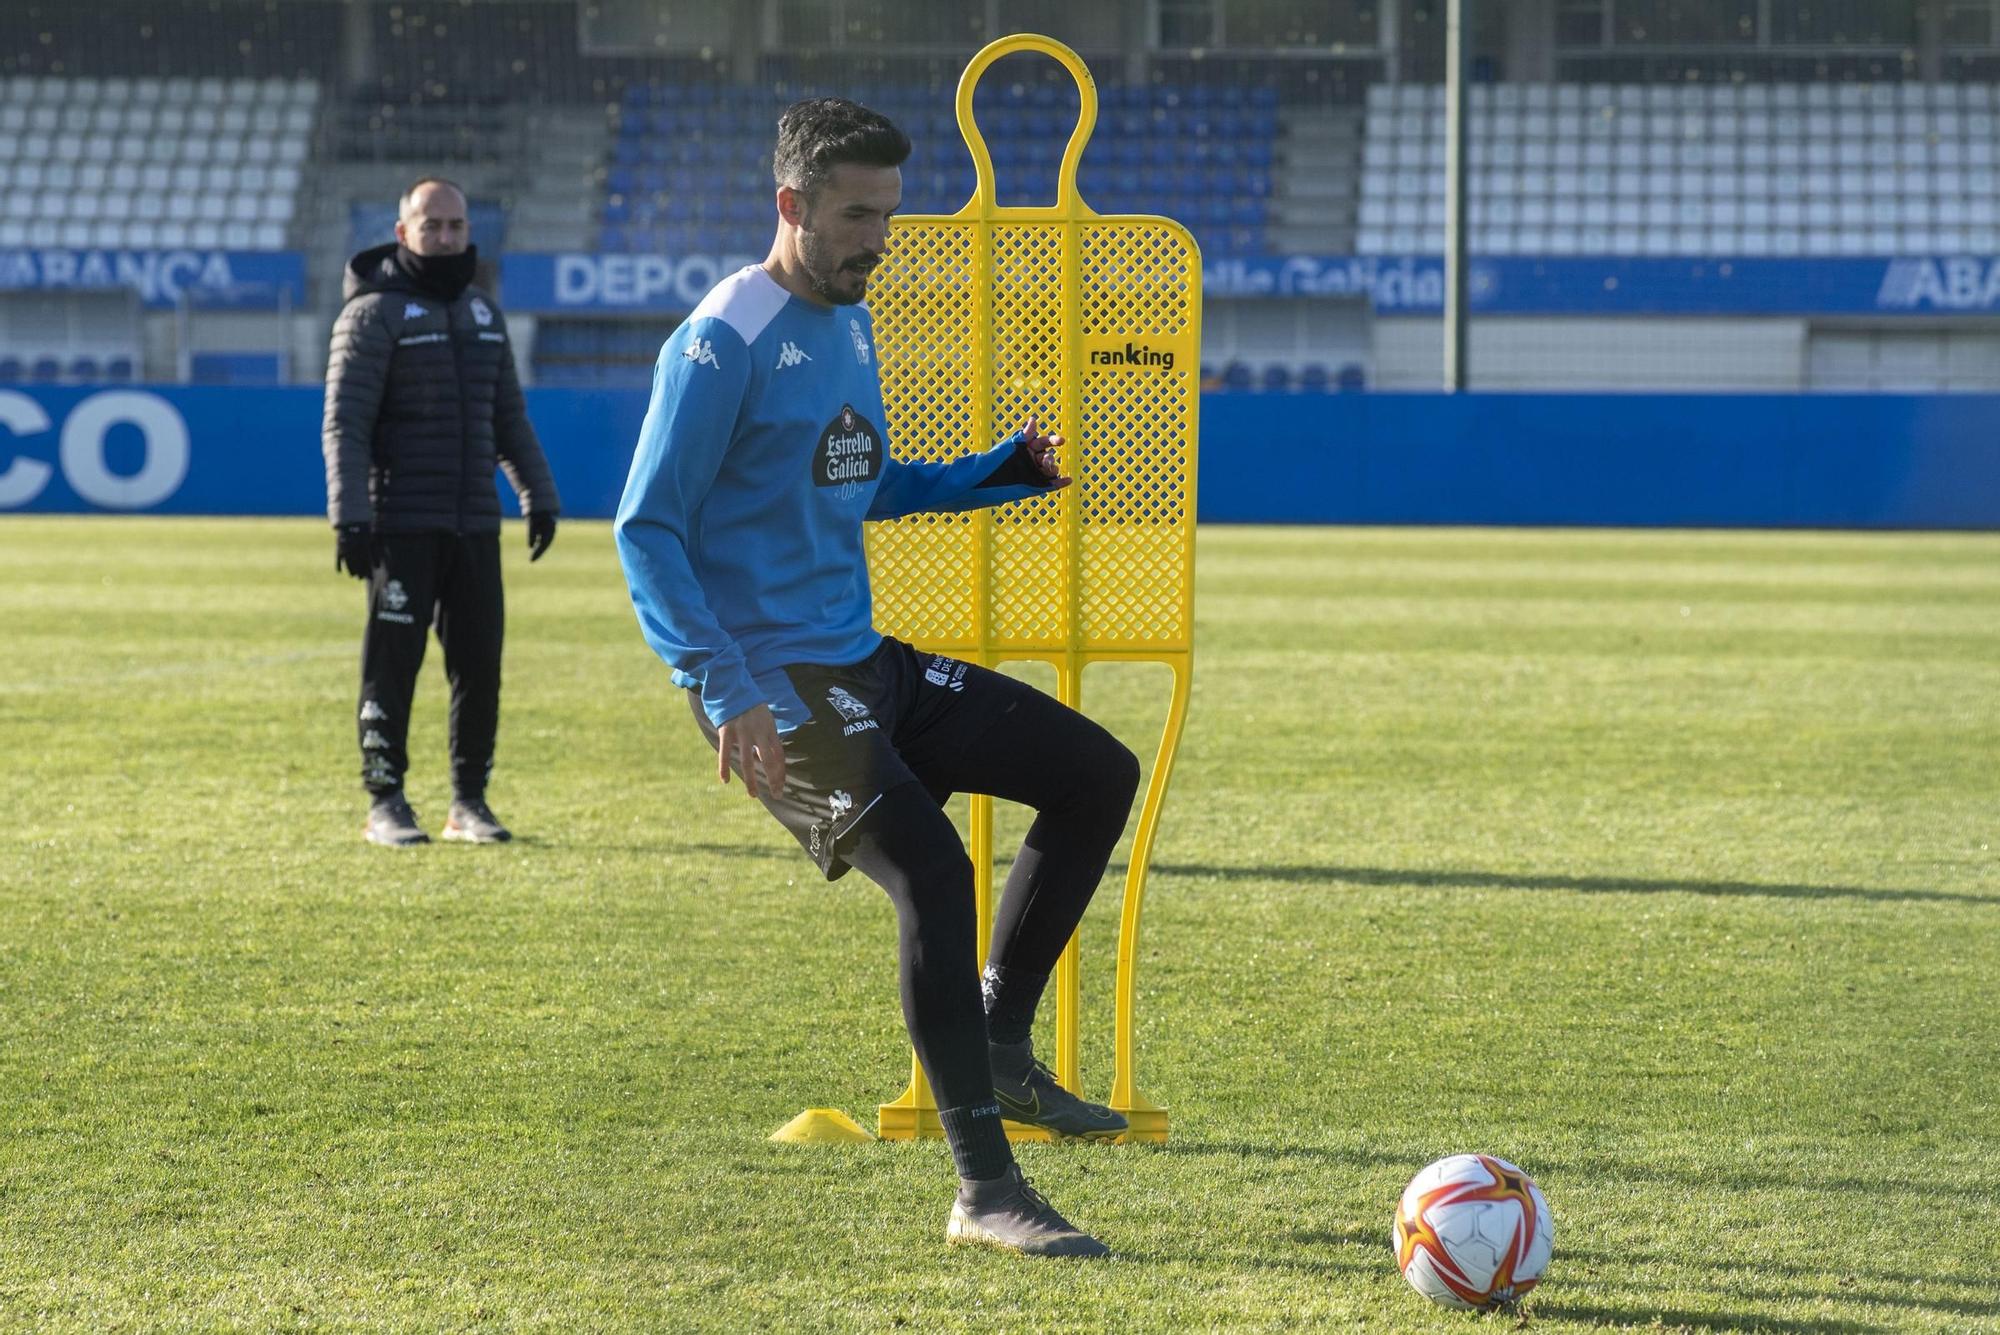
[395,178,469,256]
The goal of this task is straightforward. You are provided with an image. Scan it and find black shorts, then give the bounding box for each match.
[689,637,1036,880]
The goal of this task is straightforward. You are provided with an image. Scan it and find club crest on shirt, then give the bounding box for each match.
[815,402,881,499]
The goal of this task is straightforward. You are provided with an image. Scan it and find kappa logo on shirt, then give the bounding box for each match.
[684,338,720,369]
[776,341,812,369]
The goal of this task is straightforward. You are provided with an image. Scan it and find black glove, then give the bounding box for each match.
[334,524,374,580]
[527,511,558,562]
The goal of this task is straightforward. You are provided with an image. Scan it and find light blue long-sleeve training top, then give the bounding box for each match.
[616,265,1048,730]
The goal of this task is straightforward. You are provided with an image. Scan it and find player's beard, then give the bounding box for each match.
[798,225,877,305]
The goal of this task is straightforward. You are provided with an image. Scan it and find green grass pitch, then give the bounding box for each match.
[2,516,1996,1332]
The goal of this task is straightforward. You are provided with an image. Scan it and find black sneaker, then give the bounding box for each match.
[989,1039,1129,1141]
[442,798,512,844]
[365,792,429,847]
[946,1166,1110,1258]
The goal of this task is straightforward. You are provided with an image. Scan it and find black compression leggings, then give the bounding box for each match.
[842,692,1141,1109]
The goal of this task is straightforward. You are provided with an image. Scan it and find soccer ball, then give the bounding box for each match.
[1393,1153,1554,1311]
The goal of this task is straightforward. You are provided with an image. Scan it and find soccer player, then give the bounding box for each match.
[616,100,1140,1258]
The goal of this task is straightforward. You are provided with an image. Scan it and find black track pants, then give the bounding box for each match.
[692,640,1143,1108]
[356,532,504,800]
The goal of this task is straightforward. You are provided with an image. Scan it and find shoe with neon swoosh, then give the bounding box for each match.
[988,1038,1128,1141]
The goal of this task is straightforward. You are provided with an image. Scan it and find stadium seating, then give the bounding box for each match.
[530,319,661,390]
[1357,82,2000,256]
[1200,359,1343,393]
[190,351,282,384]
[0,348,143,385]
[599,80,1279,259]
[0,75,316,250]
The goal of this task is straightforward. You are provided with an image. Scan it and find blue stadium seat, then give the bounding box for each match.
[1221,361,1252,392]
[30,357,60,383]
[1261,365,1292,393]
[105,356,135,383]
[1299,363,1331,393]
[69,356,99,382]
[1337,364,1368,392]
[191,352,280,385]
[1200,140,1243,169]
[0,357,20,382]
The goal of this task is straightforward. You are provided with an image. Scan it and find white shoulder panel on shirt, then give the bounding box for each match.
[689,266,792,348]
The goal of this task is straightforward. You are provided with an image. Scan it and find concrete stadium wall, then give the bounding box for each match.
[1,384,1994,529]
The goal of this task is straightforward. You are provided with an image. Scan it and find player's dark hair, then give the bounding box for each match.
[772,98,910,201]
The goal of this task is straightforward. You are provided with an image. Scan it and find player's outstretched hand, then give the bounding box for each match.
[1018,416,1071,490]
[717,702,786,799]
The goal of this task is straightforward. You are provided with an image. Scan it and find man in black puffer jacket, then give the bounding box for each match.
[322,176,561,847]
